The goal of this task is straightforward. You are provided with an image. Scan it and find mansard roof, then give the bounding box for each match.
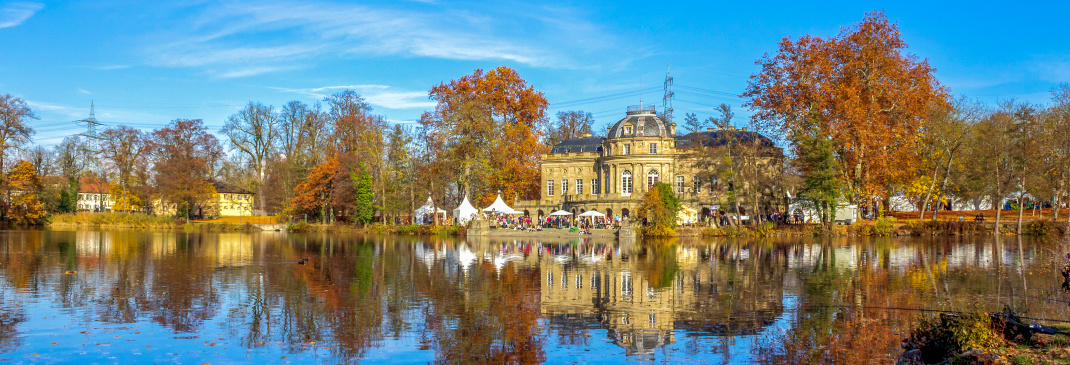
[550,136,604,154]
[674,130,777,149]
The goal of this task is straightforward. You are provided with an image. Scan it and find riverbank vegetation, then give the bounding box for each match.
[49,212,256,231]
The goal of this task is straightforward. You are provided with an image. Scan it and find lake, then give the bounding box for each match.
[0,229,1068,364]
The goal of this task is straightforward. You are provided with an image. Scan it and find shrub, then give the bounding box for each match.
[643,225,678,237]
[873,216,896,236]
[903,312,1003,363]
[753,222,774,237]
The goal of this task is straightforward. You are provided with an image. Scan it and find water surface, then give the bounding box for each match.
[1,230,1067,363]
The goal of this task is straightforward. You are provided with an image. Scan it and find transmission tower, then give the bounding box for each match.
[662,64,674,125]
[75,101,105,151]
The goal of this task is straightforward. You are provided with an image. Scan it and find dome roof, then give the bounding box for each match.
[606,106,673,139]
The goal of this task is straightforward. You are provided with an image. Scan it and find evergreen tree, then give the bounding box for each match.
[352,167,374,226]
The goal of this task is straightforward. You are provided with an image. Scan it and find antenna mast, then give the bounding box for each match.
[662,64,674,124]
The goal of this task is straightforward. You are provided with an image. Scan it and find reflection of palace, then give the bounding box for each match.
[529,239,787,355]
[516,105,784,221]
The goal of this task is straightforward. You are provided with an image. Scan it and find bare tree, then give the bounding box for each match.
[546,110,594,146]
[0,94,37,218]
[221,102,280,212]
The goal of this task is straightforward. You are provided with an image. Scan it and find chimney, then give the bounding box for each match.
[580,133,592,138]
[741,127,748,132]
[727,126,736,132]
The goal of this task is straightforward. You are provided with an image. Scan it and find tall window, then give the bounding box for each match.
[576,179,583,194]
[676,176,684,193]
[623,144,631,155]
[647,169,659,188]
[548,180,554,196]
[693,176,700,193]
[709,177,717,193]
[649,143,657,154]
[622,170,633,195]
[562,179,569,195]
[592,179,599,194]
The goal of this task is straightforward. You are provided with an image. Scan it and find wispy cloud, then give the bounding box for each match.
[77,88,91,95]
[0,2,42,29]
[146,0,618,77]
[276,84,435,110]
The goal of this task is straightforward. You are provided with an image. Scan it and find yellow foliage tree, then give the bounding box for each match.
[7,160,45,225]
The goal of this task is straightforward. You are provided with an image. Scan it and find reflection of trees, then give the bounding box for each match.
[416,248,545,365]
[140,234,220,332]
[674,240,786,338]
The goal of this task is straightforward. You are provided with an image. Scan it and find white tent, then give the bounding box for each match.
[549,210,573,216]
[578,210,605,217]
[483,194,516,214]
[414,196,447,222]
[454,195,479,226]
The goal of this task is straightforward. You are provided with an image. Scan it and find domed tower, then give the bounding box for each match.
[599,104,677,205]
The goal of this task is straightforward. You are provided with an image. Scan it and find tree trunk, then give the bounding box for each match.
[932,152,955,221]
[919,154,943,219]
[1016,190,1025,235]
[994,167,1001,235]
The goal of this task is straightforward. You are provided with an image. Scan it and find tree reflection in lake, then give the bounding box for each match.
[0,230,1067,363]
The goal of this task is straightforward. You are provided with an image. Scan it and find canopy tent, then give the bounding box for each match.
[578,210,605,217]
[482,194,516,214]
[549,210,573,216]
[414,196,447,221]
[453,195,479,226]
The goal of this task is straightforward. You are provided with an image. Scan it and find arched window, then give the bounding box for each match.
[647,169,659,188]
[622,170,632,195]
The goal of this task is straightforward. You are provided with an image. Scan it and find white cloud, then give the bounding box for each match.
[0,2,43,29]
[215,65,299,78]
[77,88,91,95]
[146,0,617,77]
[276,84,435,110]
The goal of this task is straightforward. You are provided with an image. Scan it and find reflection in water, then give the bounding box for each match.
[0,231,1068,363]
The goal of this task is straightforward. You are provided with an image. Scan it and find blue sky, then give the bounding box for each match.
[2,0,1068,146]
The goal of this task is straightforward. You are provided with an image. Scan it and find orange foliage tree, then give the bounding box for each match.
[288,157,340,222]
[744,12,947,213]
[420,66,549,206]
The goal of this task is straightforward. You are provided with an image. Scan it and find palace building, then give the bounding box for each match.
[516,105,784,222]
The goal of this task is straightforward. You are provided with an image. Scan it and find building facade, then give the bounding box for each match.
[516,105,783,222]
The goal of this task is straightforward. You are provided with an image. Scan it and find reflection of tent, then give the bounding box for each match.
[483,194,516,213]
[676,206,698,225]
[414,196,447,220]
[454,195,479,226]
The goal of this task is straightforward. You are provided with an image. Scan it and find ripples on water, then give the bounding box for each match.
[0,230,1067,363]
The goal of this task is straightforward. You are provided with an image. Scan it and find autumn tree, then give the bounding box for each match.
[637,182,681,236]
[384,124,414,224]
[274,100,330,209]
[150,119,224,218]
[222,102,280,211]
[420,66,549,206]
[100,126,151,212]
[6,160,45,225]
[0,94,37,219]
[744,12,946,217]
[326,91,388,219]
[1047,83,1070,223]
[916,96,982,220]
[288,157,339,223]
[545,110,594,147]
